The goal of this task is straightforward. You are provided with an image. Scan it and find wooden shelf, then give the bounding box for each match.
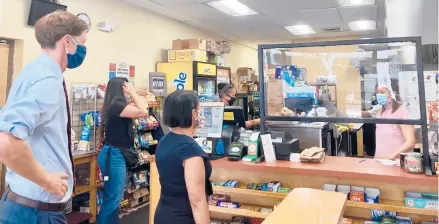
[346,200,438,216]
[213,186,287,199]
[214,186,438,217]
[74,185,91,195]
[209,205,269,219]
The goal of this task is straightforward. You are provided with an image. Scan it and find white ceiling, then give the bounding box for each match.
[121,0,437,47]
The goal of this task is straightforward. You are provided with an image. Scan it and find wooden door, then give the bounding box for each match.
[0,43,9,195]
[0,44,9,107]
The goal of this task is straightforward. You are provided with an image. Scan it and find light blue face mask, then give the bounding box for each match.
[376,93,388,105]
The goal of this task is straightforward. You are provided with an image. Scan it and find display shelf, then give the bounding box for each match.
[214,185,438,217]
[346,200,438,216]
[209,205,269,219]
[213,186,287,199]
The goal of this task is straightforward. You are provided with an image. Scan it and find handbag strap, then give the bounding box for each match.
[104,145,112,181]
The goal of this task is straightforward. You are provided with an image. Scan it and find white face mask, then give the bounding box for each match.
[195,110,205,128]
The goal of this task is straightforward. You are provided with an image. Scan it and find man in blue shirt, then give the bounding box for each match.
[0,11,88,223]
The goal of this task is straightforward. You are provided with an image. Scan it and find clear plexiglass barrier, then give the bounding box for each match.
[260,38,434,126]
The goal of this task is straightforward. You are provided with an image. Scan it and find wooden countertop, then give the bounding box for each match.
[211,157,438,186]
[263,188,346,224]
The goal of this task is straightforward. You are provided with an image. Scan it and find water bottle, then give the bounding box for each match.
[215,139,225,155]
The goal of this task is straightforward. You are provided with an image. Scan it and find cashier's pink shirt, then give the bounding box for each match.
[375,105,409,159]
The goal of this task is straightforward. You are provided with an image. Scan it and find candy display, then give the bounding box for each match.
[135,116,159,131]
[245,181,286,193]
[137,132,157,148]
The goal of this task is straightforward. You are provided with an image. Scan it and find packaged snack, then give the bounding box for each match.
[216,201,240,209]
[259,207,273,214]
[248,218,264,224]
[342,218,353,224]
[371,210,396,222]
[240,205,259,212]
[278,187,291,194]
[261,183,268,191]
[256,184,263,191]
[211,194,229,201]
[269,181,281,192]
[350,191,365,202]
[365,188,380,203]
[231,216,248,224]
[227,180,239,188]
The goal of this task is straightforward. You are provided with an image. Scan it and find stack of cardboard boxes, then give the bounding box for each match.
[231,67,259,93]
[168,39,208,63]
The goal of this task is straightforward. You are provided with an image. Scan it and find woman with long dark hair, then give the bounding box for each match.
[97,77,149,224]
[154,90,212,224]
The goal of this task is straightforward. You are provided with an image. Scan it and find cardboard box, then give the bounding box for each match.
[168,49,207,63]
[237,67,253,77]
[172,39,207,51]
[267,79,283,114]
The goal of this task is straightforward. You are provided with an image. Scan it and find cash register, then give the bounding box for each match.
[222,106,248,161]
[194,102,225,158]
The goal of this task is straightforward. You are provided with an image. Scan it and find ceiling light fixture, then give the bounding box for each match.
[348,20,376,31]
[338,0,375,7]
[284,25,316,35]
[207,0,257,17]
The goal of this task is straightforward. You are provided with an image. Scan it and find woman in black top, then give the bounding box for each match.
[155,90,212,224]
[97,77,149,224]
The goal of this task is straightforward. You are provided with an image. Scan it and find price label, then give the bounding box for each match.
[223,112,234,121]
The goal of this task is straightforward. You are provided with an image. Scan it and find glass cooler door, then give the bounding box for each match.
[197,78,216,97]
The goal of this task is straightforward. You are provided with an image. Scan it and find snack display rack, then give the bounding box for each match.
[67,83,105,223]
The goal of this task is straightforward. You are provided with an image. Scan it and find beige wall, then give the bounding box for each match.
[0,0,257,89]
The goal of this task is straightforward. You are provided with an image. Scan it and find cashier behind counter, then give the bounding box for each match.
[216,83,260,129]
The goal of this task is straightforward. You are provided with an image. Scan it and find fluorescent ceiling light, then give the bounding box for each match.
[348,20,376,31]
[338,0,375,7]
[284,25,316,35]
[207,0,257,17]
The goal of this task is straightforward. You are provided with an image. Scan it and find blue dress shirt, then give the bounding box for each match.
[0,54,73,203]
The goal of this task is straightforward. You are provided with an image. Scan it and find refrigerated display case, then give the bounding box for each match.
[156,61,217,101]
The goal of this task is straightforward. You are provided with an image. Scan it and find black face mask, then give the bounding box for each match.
[228,97,236,106]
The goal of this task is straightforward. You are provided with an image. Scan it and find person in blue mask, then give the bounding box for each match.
[374,87,415,160]
[0,11,88,223]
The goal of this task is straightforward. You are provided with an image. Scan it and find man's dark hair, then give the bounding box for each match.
[35,10,88,49]
[163,90,199,128]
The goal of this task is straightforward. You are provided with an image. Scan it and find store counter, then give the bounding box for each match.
[149,157,438,223]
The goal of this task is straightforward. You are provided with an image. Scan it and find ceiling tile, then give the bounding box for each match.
[300,8,343,28]
[338,5,378,23]
[149,0,200,6]
[166,3,228,19]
